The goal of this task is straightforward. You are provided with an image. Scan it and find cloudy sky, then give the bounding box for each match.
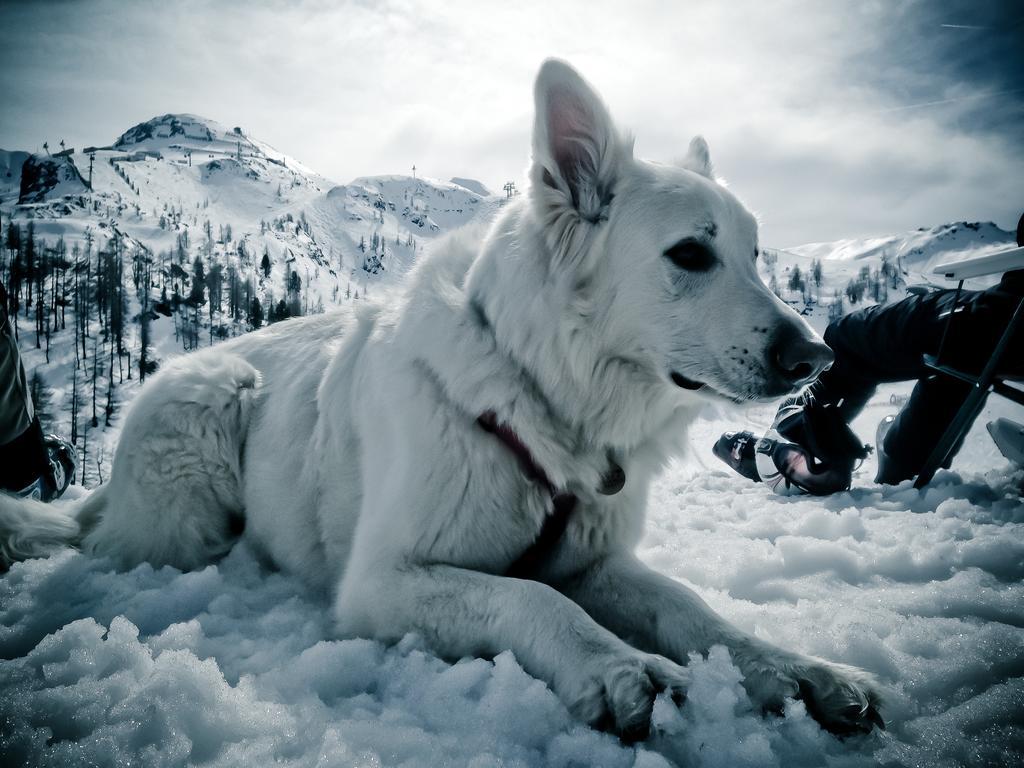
[1,0,1022,246]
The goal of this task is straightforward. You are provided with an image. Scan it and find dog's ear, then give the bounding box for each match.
[531,59,626,223]
[680,136,714,178]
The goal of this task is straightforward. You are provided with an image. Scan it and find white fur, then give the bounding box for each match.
[0,60,882,737]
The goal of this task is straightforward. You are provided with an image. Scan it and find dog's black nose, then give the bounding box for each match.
[770,328,833,388]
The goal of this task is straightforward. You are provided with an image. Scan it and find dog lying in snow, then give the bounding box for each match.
[1,59,883,739]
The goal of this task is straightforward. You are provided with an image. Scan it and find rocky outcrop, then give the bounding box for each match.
[18,154,88,204]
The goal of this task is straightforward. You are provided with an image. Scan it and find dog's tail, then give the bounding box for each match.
[0,483,111,570]
[1,495,75,569]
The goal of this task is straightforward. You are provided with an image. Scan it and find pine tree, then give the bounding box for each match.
[24,221,36,322]
[207,262,223,344]
[69,354,80,444]
[788,266,804,294]
[35,239,46,352]
[56,237,69,331]
[249,296,263,329]
[139,302,152,381]
[286,270,301,317]
[227,266,241,320]
[105,340,116,426]
[91,333,100,428]
[28,370,55,430]
[4,220,20,287]
[190,256,206,305]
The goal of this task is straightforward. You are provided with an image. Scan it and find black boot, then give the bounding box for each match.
[712,431,762,483]
[764,438,855,495]
[41,434,77,501]
[774,402,870,466]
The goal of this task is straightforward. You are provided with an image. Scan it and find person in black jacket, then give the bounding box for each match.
[715,217,1024,494]
[0,281,76,500]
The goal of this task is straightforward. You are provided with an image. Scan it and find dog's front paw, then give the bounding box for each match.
[793,661,885,736]
[743,654,884,736]
[567,651,689,742]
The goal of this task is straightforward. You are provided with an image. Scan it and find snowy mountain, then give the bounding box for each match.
[787,221,1016,286]
[3,113,496,310]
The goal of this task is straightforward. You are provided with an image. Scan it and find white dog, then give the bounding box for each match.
[1,60,883,739]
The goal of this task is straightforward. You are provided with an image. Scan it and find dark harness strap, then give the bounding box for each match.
[477,411,578,578]
[505,494,577,579]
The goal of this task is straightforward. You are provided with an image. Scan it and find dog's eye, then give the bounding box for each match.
[663,239,717,272]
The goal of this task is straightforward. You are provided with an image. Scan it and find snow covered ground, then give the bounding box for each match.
[2,353,1022,767]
